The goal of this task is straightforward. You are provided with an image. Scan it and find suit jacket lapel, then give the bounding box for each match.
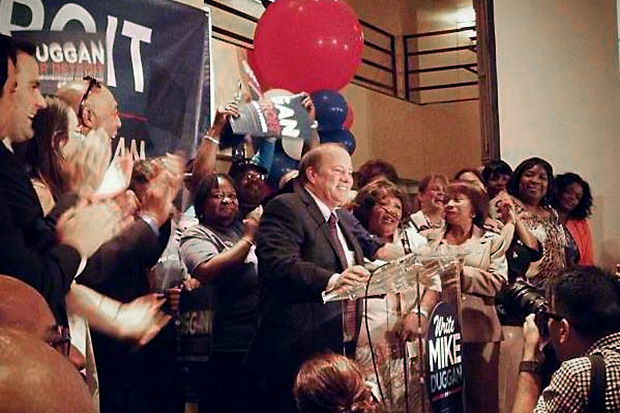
[337,209,364,265]
[295,185,348,271]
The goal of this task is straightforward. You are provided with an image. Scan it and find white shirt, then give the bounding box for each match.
[304,187,355,289]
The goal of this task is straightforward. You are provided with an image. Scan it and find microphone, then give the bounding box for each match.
[378,205,412,254]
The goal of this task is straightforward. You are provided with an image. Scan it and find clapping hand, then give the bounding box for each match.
[140,155,184,227]
[494,192,516,225]
[115,294,172,348]
[60,128,112,198]
[57,198,133,258]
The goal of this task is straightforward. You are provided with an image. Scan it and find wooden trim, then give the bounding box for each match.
[475,0,501,162]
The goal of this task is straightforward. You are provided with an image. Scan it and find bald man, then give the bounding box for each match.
[57,78,121,139]
[0,275,59,339]
[0,276,92,396]
[0,327,94,413]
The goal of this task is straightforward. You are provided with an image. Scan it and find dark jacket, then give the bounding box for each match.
[247,184,364,387]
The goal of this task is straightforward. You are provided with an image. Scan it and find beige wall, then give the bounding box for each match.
[342,83,480,177]
[495,0,620,268]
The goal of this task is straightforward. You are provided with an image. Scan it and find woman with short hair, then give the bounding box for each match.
[482,160,513,199]
[422,181,508,413]
[409,173,448,233]
[180,173,260,413]
[352,180,440,412]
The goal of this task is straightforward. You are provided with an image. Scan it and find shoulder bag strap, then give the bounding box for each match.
[586,353,606,413]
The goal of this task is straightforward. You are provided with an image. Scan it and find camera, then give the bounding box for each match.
[499,280,548,318]
[497,280,551,337]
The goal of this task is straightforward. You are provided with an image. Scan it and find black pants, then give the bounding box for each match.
[199,351,256,413]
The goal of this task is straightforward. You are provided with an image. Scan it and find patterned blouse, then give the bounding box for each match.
[513,198,567,290]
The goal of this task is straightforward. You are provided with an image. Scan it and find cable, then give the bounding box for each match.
[364,261,386,405]
[399,221,413,413]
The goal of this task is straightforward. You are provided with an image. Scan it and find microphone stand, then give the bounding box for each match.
[398,220,412,413]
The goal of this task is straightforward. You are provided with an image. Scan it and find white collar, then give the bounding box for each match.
[2,138,13,153]
[304,185,336,222]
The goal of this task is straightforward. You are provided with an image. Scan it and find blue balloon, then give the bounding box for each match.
[319,128,356,155]
[311,89,348,130]
[267,142,299,188]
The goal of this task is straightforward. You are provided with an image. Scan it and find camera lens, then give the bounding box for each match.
[498,280,548,320]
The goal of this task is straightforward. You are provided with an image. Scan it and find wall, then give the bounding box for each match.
[494,0,620,268]
[341,83,480,177]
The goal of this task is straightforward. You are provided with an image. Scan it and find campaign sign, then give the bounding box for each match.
[1,0,211,158]
[14,31,106,95]
[230,93,312,140]
[426,302,464,413]
[177,286,213,363]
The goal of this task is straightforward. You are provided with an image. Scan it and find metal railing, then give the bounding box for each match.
[352,20,398,96]
[403,26,479,104]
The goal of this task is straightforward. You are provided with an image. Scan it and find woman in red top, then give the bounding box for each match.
[552,172,594,265]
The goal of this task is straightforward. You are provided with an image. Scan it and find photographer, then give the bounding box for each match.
[512,266,620,412]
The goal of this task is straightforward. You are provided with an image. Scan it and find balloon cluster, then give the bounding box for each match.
[312,90,356,155]
[249,0,363,188]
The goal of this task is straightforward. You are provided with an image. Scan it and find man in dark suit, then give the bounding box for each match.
[0,36,129,314]
[250,143,370,413]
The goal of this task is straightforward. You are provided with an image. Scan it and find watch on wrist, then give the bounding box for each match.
[519,360,541,375]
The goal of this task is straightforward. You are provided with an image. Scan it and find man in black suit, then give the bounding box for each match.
[250,143,370,413]
[0,36,128,314]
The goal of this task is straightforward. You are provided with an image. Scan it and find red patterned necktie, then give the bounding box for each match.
[327,213,357,343]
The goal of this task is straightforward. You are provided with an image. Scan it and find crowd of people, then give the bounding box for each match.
[1,33,618,413]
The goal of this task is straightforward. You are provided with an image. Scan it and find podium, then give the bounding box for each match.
[323,248,466,413]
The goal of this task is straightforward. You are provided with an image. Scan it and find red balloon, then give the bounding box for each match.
[342,105,354,129]
[247,49,271,91]
[253,0,364,93]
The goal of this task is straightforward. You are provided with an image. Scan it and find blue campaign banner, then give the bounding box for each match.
[426,301,465,413]
[0,0,211,157]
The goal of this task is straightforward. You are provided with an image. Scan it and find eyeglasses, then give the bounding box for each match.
[47,325,71,357]
[77,76,102,121]
[245,171,266,181]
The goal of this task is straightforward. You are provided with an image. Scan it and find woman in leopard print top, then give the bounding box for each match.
[496,157,568,290]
